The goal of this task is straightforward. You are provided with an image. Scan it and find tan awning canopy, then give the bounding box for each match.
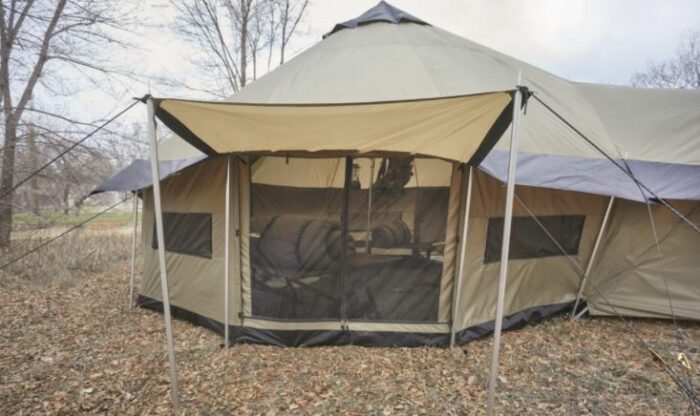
[153,91,514,164]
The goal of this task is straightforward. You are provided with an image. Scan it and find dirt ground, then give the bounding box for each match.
[1,244,698,415]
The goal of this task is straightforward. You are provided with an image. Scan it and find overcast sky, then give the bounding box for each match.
[74,0,700,125]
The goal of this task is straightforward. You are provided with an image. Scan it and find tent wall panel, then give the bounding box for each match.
[454,170,608,332]
[141,157,235,326]
[239,157,252,319]
[229,157,243,326]
[587,200,700,320]
[136,156,699,347]
[439,164,462,322]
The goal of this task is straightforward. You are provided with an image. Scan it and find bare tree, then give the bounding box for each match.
[276,0,308,65]
[171,0,309,97]
[0,0,132,248]
[632,31,700,89]
[172,0,253,95]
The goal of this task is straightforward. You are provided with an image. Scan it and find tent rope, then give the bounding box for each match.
[606,122,695,398]
[0,194,133,271]
[512,192,699,409]
[0,97,145,202]
[643,199,696,397]
[530,94,700,235]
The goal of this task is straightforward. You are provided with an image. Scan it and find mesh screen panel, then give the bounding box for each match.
[346,157,449,322]
[484,215,586,263]
[250,157,345,320]
[248,156,450,323]
[152,212,213,258]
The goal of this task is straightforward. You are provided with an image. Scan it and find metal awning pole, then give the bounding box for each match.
[571,196,615,320]
[128,193,139,307]
[224,155,231,345]
[147,97,181,415]
[450,166,473,348]
[486,82,523,416]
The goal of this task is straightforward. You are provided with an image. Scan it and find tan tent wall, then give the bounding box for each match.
[141,157,243,327]
[137,155,699,345]
[454,170,609,332]
[587,200,700,319]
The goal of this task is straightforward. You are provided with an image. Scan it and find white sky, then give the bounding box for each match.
[70,0,700,125]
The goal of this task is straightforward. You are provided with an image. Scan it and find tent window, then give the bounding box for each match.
[484,215,585,263]
[152,212,213,259]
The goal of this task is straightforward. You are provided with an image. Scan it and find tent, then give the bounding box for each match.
[96,2,700,348]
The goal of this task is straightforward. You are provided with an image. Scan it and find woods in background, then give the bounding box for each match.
[0,0,311,248]
[632,31,700,89]
[0,0,136,247]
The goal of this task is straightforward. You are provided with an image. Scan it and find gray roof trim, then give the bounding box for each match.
[480,150,700,202]
[90,156,207,195]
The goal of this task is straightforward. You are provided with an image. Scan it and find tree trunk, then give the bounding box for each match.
[62,185,70,215]
[280,0,288,65]
[27,126,40,216]
[239,1,249,88]
[0,116,18,248]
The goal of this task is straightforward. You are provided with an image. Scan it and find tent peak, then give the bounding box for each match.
[324,1,429,38]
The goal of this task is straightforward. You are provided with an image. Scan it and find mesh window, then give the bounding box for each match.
[249,156,451,323]
[152,212,213,258]
[484,215,586,263]
[249,157,346,320]
[345,157,451,322]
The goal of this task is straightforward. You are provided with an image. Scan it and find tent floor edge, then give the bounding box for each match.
[136,295,572,348]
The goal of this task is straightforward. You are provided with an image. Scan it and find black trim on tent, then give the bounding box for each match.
[466,87,530,168]
[466,96,513,167]
[137,295,572,347]
[324,1,429,38]
[153,104,217,156]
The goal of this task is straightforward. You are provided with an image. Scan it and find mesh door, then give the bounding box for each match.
[345,157,451,322]
[249,157,346,320]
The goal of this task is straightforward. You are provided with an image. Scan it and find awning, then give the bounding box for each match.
[91,156,207,195]
[152,91,515,165]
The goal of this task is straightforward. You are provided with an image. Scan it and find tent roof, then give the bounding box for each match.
[103,2,700,202]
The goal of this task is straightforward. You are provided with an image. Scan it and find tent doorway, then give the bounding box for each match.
[248,155,453,324]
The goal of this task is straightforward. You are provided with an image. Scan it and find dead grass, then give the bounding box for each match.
[0,232,698,415]
[0,229,132,286]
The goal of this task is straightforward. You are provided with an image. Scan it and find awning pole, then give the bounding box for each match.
[486,81,523,416]
[128,193,139,308]
[224,155,231,346]
[450,166,473,348]
[366,158,375,254]
[571,196,615,320]
[147,97,181,415]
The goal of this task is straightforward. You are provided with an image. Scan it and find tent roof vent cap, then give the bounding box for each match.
[324,1,429,38]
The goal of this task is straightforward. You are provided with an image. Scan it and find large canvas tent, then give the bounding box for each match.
[96,2,700,350]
